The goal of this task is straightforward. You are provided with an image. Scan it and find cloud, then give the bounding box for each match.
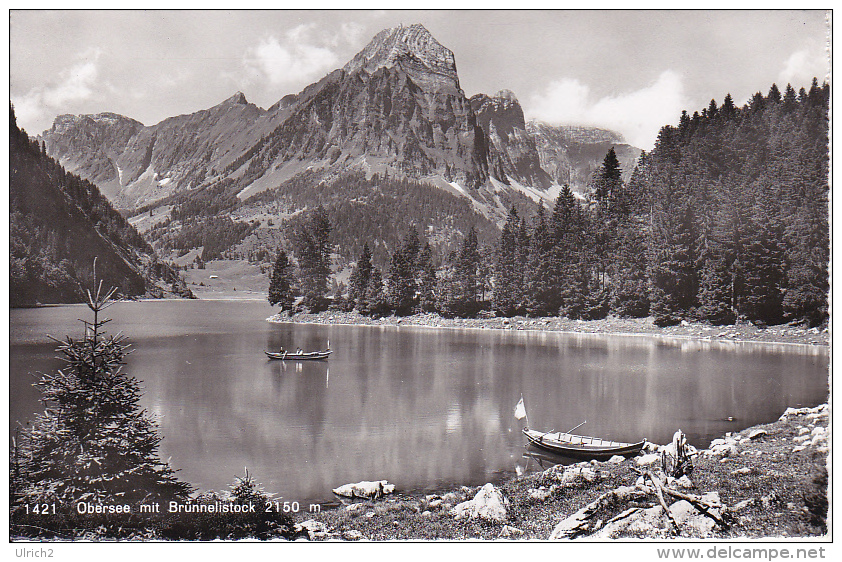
[778,41,829,87]
[244,25,339,86]
[339,22,365,47]
[12,50,102,133]
[527,71,687,150]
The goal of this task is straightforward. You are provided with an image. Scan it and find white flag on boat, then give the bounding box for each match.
[514,396,527,420]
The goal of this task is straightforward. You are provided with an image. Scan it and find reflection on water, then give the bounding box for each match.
[10,300,829,505]
[519,449,586,474]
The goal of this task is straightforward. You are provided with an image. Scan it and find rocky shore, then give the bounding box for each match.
[293,404,829,540]
[267,311,829,347]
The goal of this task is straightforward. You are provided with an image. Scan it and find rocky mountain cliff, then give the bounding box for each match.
[43,112,143,201]
[343,24,461,95]
[471,90,553,190]
[40,24,640,220]
[43,92,271,208]
[527,121,641,191]
[35,21,644,281]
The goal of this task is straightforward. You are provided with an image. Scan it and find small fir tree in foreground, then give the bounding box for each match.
[12,265,190,513]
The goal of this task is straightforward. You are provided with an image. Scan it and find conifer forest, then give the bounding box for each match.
[272,80,829,328]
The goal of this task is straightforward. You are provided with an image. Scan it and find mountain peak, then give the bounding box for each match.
[223,91,248,106]
[47,112,142,135]
[494,89,519,103]
[343,24,460,93]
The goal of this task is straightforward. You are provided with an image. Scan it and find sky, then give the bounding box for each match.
[9,9,830,150]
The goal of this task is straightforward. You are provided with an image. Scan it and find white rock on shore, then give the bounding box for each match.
[450,483,509,523]
[747,429,768,440]
[295,519,330,540]
[636,453,661,467]
[592,491,723,539]
[332,480,396,499]
[779,404,827,421]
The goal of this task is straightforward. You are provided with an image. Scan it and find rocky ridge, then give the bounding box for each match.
[343,23,461,94]
[527,120,641,191]
[40,24,640,220]
[471,90,553,189]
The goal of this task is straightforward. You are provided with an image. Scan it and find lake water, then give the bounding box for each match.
[9,299,829,506]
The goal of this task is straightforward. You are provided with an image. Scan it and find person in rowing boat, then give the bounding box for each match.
[296,347,302,354]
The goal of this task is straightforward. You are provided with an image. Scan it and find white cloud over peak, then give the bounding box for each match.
[244,26,339,86]
[778,40,829,87]
[12,50,102,133]
[527,70,686,150]
[339,22,365,47]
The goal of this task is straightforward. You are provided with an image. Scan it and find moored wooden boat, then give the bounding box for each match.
[522,427,645,460]
[265,350,332,361]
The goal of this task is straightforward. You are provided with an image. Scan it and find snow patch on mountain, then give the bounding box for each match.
[448,181,469,197]
[236,158,328,201]
[489,176,561,205]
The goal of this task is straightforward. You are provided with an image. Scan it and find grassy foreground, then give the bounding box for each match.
[292,404,829,540]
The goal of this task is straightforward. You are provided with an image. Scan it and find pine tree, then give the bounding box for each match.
[492,206,522,316]
[721,93,737,120]
[293,205,331,312]
[551,188,592,319]
[611,221,650,318]
[347,243,373,312]
[707,98,719,120]
[609,152,651,317]
[363,267,388,317]
[515,215,531,311]
[387,229,421,315]
[767,83,782,103]
[13,270,191,511]
[454,226,481,316]
[525,204,555,316]
[415,243,438,313]
[589,147,625,308]
[782,83,798,110]
[649,191,698,326]
[678,110,691,137]
[435,253,459,317]
[695,241,736,324]
[592,147,622,204]
[268,249,294,310]
[740,185,785,324]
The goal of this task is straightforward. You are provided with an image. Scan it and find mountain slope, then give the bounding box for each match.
[471,90,552,190]
[43,93,270,209]
[43,25,629,214]
[233,24,493,200]
[37,24,642,267]
[10,107,153,305]
[527,121,641,193]
[43,112,143,201]
[9,105,196,306]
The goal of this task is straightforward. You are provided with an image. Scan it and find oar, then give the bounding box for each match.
[565,421,587,435]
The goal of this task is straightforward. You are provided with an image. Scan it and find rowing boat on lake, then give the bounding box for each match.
[265,350,332,361]
[522,428,645,460]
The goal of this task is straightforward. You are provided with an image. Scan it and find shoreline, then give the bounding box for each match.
[294,404,830,540]
[267,310,830,349]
